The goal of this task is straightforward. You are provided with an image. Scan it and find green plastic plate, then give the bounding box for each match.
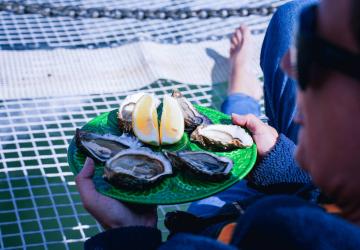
[67,106,257,205]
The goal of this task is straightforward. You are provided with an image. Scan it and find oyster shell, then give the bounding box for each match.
[190,124,253,151]
[172,90,212,132]
[118,93,146,133]
[118,93,161,133]
[165,151,233,180]
[76,129,142,163]
[105,148,173,189]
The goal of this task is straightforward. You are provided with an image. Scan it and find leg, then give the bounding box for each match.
[221,25,262,117]
[261,0,318,143]
[221,93,261,117]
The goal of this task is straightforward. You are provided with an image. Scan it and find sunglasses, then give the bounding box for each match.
[295,4,360,90]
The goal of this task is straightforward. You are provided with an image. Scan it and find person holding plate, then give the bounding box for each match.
[76,0,360,249]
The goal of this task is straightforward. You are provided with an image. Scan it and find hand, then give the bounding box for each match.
[75,157,157,230]
[232,114,279,159]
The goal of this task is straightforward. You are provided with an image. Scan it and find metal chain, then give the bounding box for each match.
[0,1,276,20]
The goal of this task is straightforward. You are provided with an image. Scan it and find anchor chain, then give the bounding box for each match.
[0,1,276,20]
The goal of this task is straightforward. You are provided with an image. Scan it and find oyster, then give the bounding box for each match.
[105,148,173,189]
[76,129,142,163]
[165,151,233,180]
[172,90,212,132]
[118,93,146,133]
[118,93,161,133]
[190,124,253,151]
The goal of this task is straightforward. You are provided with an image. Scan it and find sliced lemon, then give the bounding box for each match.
[132,94,160,146]
[160,95,185,145]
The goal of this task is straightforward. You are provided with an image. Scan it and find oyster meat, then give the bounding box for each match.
[76,129,142,163]
[190,124,253,151]
[105,148,173,189]
[172,90,212,132]
[165,151,233,180]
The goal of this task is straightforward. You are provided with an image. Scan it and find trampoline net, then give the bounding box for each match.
[0,0,287,50]
[0,0,286,249]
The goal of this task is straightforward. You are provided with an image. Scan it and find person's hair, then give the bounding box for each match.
[309,1,360,89]
[351,0,360,49]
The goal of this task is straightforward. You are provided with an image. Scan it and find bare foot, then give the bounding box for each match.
[228,25,263,100]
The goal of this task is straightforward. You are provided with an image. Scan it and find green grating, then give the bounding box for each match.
[0,80,232,249]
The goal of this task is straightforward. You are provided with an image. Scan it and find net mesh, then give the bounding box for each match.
[0,0,287,50]
[0,0,287,249]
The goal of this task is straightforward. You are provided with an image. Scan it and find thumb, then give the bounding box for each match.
[231,113,264,134]
[75,157,98,203]
[75,158,111,227]
[77,157,95,179]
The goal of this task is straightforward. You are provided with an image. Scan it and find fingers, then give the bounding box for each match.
[75,157,159,229]
[231,113,264,134]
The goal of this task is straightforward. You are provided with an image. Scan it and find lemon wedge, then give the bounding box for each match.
[132,94,160,146]
[132,94,184,146]
[160,95,185,145]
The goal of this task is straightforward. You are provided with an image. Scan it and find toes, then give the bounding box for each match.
[230,32,239,55]
[235,28,243,44]
[231,26,243,44]
[231,35,238,46]
[239,25,249,35]
[239,25,251,44]
[230,25,250,56]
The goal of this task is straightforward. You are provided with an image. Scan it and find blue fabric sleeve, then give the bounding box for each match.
[84,226,236,250]
[221,93,261,116]
[159,233,237,250]
[84,226,162,250]
[248,134,311,188]
[231,195,360,250]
